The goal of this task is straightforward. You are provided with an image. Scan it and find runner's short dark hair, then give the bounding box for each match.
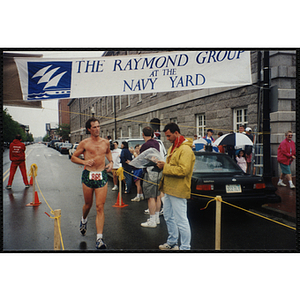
[86,117,100,132]
[163,123,180,134]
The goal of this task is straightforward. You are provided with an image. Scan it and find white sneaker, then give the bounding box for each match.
[159,208,164,215]
[112,186,118,191]
[141,219,157,228]
[144,208,150,215]
[159,243,179,250]
[131,196,141,202]
[139,195,144,201]
[156,216,160,225]
[277,182,286,187]
[290,183,295,189]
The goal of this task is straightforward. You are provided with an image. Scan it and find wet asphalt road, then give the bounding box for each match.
[2,144,296,252]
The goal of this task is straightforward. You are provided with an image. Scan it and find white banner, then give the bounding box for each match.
[14,50,252,101]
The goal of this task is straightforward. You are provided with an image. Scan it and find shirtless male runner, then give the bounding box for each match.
[71,117,113,249]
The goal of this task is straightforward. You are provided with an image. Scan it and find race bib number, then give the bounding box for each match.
[89,171,103,181]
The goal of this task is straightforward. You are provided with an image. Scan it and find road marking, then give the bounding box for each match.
[3,172,10,182]
[3,168,10,176]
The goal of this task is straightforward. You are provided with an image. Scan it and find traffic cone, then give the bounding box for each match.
[26,191,42,207]
[112,192,128,208]
[29,176,33,185]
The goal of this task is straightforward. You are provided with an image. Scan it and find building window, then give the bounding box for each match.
[170,117,177,124]
[139,124,143,137]
[233,108,248,131]
[196,114,206,137]
[137,94,142,103]
[106,97,109,115]
[128,126,132,138]
[101,98,104,116]
[111,96,115,114]
[127,95,131,107]
[119,128,123,138]
[119,95,122,110]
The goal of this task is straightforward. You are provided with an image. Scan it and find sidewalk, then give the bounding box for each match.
[259,176,296,222]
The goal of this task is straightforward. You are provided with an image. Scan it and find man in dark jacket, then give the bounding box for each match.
[6,134,30,189]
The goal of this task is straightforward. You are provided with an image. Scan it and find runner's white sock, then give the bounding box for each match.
[289,180,293,185]
[278,179,283,183]
[82,217,88,224]
[138,194,143,198]
[97,234,103,240]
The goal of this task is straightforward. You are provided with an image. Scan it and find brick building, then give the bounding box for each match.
[68,50,296,177]
[58,99,70,125]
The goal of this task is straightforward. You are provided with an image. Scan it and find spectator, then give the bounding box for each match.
[203,129,215,144]
[130,144,144,202]
[277,131,296,189]
[239,125,246,134]
[120,141,133,193]
[236,150,247,172]
[157,123,195,250]
[6,134,30,190]
[140,126,162,228]
[111,141,122,191]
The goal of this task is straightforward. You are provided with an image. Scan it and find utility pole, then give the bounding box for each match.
[262,51,277,199]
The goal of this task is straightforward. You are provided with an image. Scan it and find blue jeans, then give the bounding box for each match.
[163,193,191,250]
[124,170,133,193]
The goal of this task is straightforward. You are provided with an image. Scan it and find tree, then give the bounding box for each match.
[56,123,70,141]
[3,109,27,142]
[43,134,50,142]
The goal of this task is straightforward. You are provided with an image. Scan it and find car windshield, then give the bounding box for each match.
[193,153,242,173]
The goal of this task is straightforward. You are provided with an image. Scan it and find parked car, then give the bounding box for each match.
[190,151,280,207]
[60,142,73,154]
[56,142,63,151]
[114,138,167,159]
[48,139,60,148]
[69,143,84,159]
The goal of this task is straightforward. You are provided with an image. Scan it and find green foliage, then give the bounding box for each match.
[3,109,30,142]
[43,134,50,142]
[56,123,70,141]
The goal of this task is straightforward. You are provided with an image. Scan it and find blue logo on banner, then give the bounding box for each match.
[27,62,72,100]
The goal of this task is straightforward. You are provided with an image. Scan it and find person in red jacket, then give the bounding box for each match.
[6,134,30,190]
[277,131,296,189]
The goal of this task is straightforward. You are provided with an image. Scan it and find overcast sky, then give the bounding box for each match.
[4,51,104,138]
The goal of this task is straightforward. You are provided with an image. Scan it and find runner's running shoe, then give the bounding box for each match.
[5,185,12,190]
[96,238,107,249]
[79,220,87,236]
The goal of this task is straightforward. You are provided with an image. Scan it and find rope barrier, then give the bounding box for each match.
[122,168,296,231]
[28,163,65,250]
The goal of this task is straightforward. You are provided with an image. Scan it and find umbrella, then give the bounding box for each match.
[193,137,207,151]
[213,133,253,147]
[193,137,208,145]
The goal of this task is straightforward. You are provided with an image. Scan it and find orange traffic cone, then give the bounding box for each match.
[26,191,42,207]
[29,176,33,185]
[112,192,128,208]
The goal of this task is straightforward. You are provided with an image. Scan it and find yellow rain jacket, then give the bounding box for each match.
[159,137,195,199]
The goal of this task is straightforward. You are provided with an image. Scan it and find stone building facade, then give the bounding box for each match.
[68,50,296,177]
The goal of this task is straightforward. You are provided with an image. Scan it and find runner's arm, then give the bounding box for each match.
[71,141,94,167]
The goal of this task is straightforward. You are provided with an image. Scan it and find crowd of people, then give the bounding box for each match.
[5,119,296,250]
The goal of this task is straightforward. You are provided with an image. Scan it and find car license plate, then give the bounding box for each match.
[226,184,241,193]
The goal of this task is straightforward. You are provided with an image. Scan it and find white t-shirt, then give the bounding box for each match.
[111,148,122,169]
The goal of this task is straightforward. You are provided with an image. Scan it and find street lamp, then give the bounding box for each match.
[91,106,95,117]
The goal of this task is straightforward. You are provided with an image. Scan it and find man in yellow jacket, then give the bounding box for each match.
[157,123,195,250]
